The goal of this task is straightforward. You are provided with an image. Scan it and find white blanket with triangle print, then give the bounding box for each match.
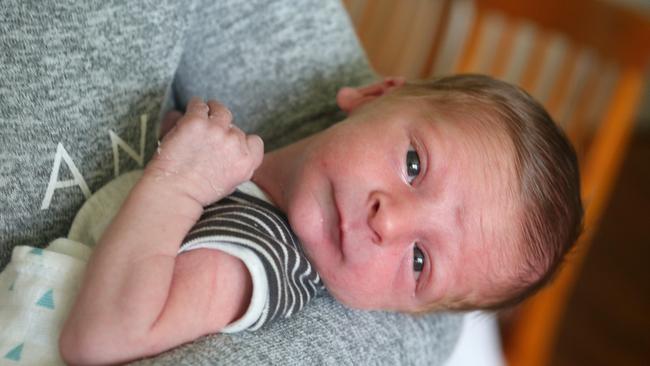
[0,240,91,365]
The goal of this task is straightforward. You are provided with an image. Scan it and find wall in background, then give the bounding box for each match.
[605,0,650,129]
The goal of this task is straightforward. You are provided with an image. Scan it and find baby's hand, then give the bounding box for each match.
[146,97,264,206]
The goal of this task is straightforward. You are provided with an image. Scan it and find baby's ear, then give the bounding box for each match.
[336,77,405,113]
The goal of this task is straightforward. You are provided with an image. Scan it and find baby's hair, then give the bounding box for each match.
[393,74,583,310]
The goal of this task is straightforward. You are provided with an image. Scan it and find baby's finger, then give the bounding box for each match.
[207,100,233,128]
[246,134,264,169]
[186,97,209,118]
[160,110,183,138]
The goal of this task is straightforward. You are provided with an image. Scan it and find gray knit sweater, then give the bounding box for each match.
[0,0,461,364]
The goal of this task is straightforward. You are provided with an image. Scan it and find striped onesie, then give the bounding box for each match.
[179,181,324,332]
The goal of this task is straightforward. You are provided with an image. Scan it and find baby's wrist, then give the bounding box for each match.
[143,158,234,207]
[137,167,207,215]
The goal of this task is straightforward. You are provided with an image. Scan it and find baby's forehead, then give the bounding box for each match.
[389,95,513,141]
[439,114,523,300]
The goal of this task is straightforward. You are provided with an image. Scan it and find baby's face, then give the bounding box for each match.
[283,97,521,311]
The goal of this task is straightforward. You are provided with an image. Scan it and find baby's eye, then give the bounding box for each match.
[413,244,425,279]
[406,146,420,184]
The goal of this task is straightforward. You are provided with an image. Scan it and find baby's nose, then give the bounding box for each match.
[367,191,410,246]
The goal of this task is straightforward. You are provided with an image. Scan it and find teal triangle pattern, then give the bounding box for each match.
[4,343,23,361]
[29,248,43,256]
[36,289,55,309]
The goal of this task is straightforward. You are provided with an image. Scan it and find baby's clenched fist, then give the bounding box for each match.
[146,97,264,206]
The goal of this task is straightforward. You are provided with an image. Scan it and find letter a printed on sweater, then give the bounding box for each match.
[40,143,91,210]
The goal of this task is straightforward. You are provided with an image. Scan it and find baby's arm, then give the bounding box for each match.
[59,98,264,365]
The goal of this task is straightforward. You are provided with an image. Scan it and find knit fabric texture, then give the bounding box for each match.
[0,0,461,364]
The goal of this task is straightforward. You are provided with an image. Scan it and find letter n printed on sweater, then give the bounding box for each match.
[109,114,148,176]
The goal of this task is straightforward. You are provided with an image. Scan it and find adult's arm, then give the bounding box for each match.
[133,296,462,366]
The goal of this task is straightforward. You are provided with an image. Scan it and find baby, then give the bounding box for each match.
[59,74,583,364]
